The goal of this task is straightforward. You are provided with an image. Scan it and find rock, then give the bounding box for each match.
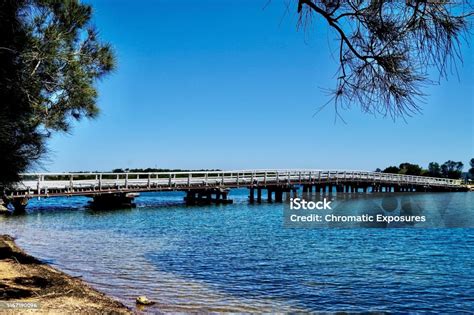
[136,295,154,305]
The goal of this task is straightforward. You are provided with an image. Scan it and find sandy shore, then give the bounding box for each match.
[0,235,131,314]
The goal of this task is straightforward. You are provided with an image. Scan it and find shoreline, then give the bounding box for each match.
[0,234,131,314]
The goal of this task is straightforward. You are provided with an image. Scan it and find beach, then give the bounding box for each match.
[0,234,130,314]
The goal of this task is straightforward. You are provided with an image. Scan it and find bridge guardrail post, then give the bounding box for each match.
[37,175,41,195]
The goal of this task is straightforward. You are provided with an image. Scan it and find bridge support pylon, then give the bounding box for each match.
[248,187,263,203]
[315,184,321,194]
[265,186,293,203]
[267,188,273,202]
[275,189,283,202]
[11,197,28,213]
[185,189,233,206]
[249,188,255,203]
[90,192,138,209]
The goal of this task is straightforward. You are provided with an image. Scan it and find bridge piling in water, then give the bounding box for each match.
[12,197,28,213]
[185,189,232,205]
[248,187,263,203]
[257,187,262,203]
[267,188,273,202]
[91,192,138,209]
[249,187,255,203]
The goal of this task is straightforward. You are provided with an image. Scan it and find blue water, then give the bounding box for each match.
[1,190,473,313]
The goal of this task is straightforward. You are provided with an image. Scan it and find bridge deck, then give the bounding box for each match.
[7,170,464,199]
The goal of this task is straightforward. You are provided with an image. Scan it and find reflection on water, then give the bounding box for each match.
[1,190,473,312]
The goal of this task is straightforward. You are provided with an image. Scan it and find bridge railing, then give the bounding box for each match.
[13,169,461,194]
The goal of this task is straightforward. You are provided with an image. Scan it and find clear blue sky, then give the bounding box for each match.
[44,0,474,172]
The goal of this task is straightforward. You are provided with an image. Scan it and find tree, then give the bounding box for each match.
[296,0,472,119]
[469,158,474,179]
[440,160,464,179]
[0,0,44,188]
[0,0,115,188]
[383,166,400,174]
[398,163,422,176]
[428,162,441,177]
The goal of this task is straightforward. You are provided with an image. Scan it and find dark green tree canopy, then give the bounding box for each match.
[383,166,400,174]
[428,162,441,177]
[297,0,473,119]
[0,0,42,187]
[21,0,115,133]
[381,160,465,179]
[0,0,115,187]
[469,158,474,179]
[441,160,464,179]
[398,163,423,176]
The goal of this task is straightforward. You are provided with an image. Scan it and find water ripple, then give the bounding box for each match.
[0,191,473,312]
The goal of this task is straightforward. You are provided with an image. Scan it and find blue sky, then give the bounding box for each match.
[44,0,473,172]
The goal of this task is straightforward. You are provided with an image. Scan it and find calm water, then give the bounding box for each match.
[1,190,473,313]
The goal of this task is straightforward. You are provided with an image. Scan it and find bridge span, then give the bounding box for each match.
[2,169,467,212]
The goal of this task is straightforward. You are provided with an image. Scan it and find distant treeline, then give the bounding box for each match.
[376,160,474,180]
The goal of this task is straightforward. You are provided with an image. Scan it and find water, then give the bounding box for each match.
[1,190,473,312]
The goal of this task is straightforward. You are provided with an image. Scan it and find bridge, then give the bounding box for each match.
[2,169,467,212]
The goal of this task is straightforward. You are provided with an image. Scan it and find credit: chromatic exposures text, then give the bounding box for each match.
[289,198,426,224]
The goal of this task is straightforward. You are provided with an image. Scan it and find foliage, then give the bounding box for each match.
[383,166,400,174]
[0,0,44,187]
[469,158,474,179]
[398,163,423,176]
[382,160,465,179]
[297,0,473,119]
[440,160,464,179]
[0,0,115,188]
[428,162,441,177]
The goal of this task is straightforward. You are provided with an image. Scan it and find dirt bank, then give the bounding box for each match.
[0,235,131,314]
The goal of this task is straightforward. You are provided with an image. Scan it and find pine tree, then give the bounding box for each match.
[0,0,115,188]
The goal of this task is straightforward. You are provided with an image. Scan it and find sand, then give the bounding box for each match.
[0,235,131,314]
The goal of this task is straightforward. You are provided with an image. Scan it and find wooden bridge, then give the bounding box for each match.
[3,169,467,212]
